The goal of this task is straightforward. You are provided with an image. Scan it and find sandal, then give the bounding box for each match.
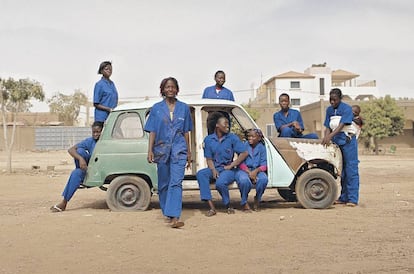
[227,207,235,214]
[205,209,217,217]
[171,220,184,229]
[50,205,64,213]
[242,203,252,213]
[346,202,357,207]
[334,200,346,205]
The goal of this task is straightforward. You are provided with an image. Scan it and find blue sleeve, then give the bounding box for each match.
[296,110,305,129]
[232,134,247,154]
[144,104,158,132]
[229,90,235,101]
[203,136,213,159]
[93,81,101,104]
[202,87,209,99]
[76,137,93,152]
[183,103,193,132]
[273,112,283,131]
[259,144,267,166]
[324,107,332,128]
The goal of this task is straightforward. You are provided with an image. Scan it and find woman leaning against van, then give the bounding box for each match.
[144,77,192,228]
[322,88,360,207]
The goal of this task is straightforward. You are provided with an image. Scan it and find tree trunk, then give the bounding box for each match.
[374,137,379,156]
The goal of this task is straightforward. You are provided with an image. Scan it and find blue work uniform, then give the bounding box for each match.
[324,101,360,204]
[235,142,268,205]
[62,137,97,201]
[144,99,192,218]
[196,132,247,206]
[202,85,235,101]
[273,108,318,139]
[93,77,118,122]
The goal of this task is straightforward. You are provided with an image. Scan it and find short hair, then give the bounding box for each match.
[214,70,225,78]
[207,111,226,134]
[92,121,104,129]
[160,77,179,97]
[98,61,112,74]
[352,105,361,112]
[279,93,290,100]
[330,88,343,99]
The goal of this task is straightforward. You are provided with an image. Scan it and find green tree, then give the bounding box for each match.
[242,104,261,122]
[1,77,44,173]
[360,95,404,155]
[47,89,88,126]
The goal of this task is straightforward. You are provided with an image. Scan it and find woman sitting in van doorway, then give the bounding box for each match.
[196,112,248,217]
[235,128,268,211]
[273,93,318,139]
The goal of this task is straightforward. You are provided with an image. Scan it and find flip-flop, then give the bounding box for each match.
[205,209,217,217]
[50,205,63,213]
[171,221,184,229]
[334,200,346,205]
[346,202,357,207]
[227,207,235,214]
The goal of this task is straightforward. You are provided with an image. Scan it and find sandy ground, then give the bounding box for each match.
[0,149,413,274]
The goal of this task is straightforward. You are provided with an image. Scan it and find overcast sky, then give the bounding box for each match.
[1,0,413,111]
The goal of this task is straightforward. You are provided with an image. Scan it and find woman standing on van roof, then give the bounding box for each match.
[202,70,235,101]
[93,61,118,123]
[144,77,193,228]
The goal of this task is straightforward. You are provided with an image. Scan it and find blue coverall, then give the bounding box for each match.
[144,99,192,218]
[273,108,318,139]
[93,77,118,122]
[324,101,360,204]
[197,132,247,207]
[202,85,235,101]
[235,141,268,205]
[62,137,97,201]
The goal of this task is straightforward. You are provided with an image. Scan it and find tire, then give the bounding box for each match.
[277,188,297,202]
[295,169,338,209]
[106,176,151,211]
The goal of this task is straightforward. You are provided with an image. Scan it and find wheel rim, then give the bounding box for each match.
[116,184,140,207]
[304,178,330,201]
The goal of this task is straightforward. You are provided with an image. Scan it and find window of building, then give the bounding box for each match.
[290,81,300,89]
[319,78,325,95]
[266,124,277,137]
[291,98,301,106]
[112,112,144,139]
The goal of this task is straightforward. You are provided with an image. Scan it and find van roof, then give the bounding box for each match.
[114,98,241,111]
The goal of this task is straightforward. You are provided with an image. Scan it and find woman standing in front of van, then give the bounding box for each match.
[144,77,192,228]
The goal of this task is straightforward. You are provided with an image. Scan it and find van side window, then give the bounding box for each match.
[112,112,144,139]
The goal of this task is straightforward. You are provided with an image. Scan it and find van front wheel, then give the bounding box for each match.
[295,169,338,209]
[106,176,151,211]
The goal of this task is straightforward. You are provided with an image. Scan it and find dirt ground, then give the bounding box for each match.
[0,149,413,274]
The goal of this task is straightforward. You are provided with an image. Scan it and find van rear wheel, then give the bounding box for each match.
[295,169,338,209]
[106,176,151,211]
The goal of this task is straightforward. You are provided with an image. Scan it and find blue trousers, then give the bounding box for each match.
[338,136,360,204]
[279,127,318,139]
[197,168,237,206]
[157,159,186,218]
[62,148,90,201]
[235,170,268,205]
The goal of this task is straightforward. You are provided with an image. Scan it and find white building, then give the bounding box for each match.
[255,63,379,108]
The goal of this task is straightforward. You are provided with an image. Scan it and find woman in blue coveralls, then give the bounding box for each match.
[196,112,248,217]
[50,121,103,212]
[202,70,235,101]
[273,93,318,139]
[235,128,268,211]
[144,77,192,229]
[93,61,119,123]
[322,88,360,207]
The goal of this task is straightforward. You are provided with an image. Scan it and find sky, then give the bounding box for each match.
[1,0,413,112]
